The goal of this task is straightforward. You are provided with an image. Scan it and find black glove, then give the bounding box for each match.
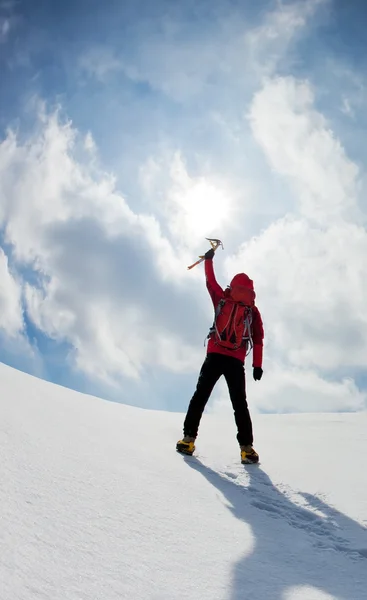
[204,248,215,260]
[253,367,263,381]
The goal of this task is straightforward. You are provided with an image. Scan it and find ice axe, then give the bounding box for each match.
[187,238,224,270]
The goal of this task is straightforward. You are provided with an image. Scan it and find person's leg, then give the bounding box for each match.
[222,357,253,446]
[183,353,223,439]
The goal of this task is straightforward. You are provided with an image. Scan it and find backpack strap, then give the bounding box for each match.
[242,308,253,356]
[205,299,224,345]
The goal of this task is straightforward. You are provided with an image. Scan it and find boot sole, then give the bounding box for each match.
[241,457,259,464]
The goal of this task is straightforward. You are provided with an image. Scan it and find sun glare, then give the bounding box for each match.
[175,178,233,239]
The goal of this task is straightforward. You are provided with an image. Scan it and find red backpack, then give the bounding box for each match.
[208,287,254,352]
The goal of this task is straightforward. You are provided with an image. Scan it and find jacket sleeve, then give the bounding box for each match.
[252,307,264,368]
[205,259,224,307]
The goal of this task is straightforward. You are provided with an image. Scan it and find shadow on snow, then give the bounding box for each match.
[184,456,367,600]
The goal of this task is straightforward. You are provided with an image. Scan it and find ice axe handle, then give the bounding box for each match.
[187,256,205,270]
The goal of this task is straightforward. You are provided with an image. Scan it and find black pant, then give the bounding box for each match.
[183,353,253,446]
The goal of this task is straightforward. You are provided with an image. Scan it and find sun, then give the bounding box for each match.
[171,175,234,240]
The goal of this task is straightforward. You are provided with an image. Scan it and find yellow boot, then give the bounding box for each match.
[176,436,196,456]
[241,445,259,464]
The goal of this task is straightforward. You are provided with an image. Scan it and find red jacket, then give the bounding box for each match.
[205,259,264,367]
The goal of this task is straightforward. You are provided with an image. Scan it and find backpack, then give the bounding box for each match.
[208,296,253,353]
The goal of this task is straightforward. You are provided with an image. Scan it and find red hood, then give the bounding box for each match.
[230,273,254,290]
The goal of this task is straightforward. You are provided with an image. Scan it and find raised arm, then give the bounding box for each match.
[205,256,224,307]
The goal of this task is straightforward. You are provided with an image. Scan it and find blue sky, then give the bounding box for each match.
[0,0,367,414]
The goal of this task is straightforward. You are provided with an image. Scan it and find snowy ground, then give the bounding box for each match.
[1,362,367,600]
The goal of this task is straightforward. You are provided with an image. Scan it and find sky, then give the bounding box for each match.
[0,0,367,414]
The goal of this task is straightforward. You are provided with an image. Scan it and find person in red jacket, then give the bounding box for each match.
[176,247,264,464]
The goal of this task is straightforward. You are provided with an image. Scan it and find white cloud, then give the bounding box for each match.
[250,365,366,413]
[341,97,355,118]
[245,0,329,76]
[0,248,24,336]
[0,110,206,387]
[79,47,123,81]
[0,17,10,41]
[0,247,40,370]
[84,131,96,153]
[249,76,360,224]
[81,0,327,102]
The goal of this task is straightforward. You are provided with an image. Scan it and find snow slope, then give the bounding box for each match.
[1,362,367,600]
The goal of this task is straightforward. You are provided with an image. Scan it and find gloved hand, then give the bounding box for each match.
[253,367,263,381]
[204,248,215,260]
